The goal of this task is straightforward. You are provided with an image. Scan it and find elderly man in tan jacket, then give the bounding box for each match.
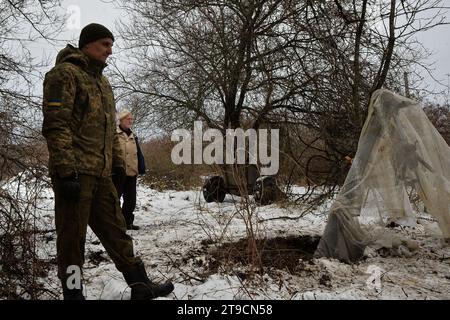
[114,109,146,230]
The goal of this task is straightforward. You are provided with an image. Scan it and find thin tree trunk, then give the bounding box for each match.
[353,0,368,124]
[372,0,397,93]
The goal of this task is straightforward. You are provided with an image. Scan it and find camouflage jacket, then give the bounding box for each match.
[42,44,124,178]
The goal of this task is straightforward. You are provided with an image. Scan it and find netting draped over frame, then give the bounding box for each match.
[314,89,450,262]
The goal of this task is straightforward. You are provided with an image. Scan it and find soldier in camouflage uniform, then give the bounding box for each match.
[42,23,174,300]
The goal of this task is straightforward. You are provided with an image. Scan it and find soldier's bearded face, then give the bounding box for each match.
[82,38,113,63]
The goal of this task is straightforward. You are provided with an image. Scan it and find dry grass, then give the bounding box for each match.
[140,135,211,190]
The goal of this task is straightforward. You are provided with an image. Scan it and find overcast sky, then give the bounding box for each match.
[30,0,122,60]
[416,21,450,98]
[33,0,450,103]
[60,0,121,42]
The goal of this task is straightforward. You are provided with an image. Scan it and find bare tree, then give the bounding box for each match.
[279,0,449,199]
[112,0,448,206]
[0,0,64,299]
[112,0,319,132]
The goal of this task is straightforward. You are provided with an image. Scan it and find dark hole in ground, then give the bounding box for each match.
[206,235,321,274]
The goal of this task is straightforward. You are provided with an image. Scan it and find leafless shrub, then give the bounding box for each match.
[140,135,211,190]
[424,103,450,145]
[0,0,64,300]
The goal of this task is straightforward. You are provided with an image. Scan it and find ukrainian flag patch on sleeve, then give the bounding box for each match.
[48,99,62,107]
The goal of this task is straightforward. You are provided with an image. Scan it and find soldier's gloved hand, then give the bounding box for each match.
[59,174,81,201]
[112,166,126,187]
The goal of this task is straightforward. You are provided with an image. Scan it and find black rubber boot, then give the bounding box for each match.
[122,263,174,300]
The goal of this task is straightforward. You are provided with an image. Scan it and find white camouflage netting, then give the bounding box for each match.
[314,89,450,262]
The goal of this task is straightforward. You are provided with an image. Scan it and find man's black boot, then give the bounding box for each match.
[122,263,174,300]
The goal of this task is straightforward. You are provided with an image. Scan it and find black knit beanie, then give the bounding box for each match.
[78,23,114,49]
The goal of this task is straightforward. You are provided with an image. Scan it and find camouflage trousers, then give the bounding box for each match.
[51,174,141,280]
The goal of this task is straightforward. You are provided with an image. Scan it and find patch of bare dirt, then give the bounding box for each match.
[192,235,321,275]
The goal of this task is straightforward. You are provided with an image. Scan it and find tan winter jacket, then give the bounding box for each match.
[116,127,138,177]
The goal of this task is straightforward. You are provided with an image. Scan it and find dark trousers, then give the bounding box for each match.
[51,175,141,281]
[115,175,137,226]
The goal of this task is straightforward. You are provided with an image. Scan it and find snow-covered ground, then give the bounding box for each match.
[15,180,450,300]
